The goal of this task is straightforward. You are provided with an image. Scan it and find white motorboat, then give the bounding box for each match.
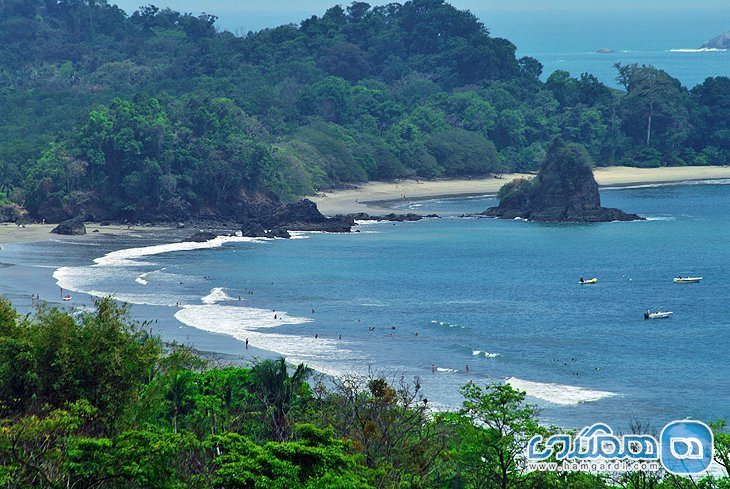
[644,310,673,319]
[673,276,702,283]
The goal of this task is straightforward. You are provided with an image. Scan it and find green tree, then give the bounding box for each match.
[459,383,539,489]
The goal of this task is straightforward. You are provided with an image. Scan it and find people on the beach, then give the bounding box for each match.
[465,364,470,373]
[315,334,318,339]
[245,338,249,349]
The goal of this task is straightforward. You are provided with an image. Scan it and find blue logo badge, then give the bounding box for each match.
[660,420,714,475]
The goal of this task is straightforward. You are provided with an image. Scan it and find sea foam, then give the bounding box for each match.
[670,48,727,53]
[507,377,617,405]
[173,303,367,377]
[93,235,269,267]
[201,287,237,304]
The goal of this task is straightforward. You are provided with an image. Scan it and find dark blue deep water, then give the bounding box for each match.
[2,182,730,428]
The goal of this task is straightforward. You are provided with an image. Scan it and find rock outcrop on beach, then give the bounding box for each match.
[239,199,355,238]
[0,203,28,223]
[484,140,642,222]
[184,231,219,242]
[50,216,87,235]
[702,32,730,49]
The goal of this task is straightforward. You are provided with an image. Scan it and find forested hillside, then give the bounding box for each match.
[1,0,729,221]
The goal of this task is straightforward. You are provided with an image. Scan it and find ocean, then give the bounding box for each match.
[2,181,730,429]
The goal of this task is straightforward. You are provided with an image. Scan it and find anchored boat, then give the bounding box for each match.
[644,310,673,319]
[673,276,702,283]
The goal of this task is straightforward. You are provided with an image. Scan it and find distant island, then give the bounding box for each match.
[484,140,642,222]
[702,31,730,49]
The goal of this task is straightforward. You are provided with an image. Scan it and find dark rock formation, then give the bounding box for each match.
[484,141,642,222]
[184,231,219,242]
[239,199,355,238]
[702,32,730,49]
[51,216,87,235]
[0,203,28,223]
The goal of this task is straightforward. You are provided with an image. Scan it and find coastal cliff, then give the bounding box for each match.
[702,32,730,49]
[484,141,642,222]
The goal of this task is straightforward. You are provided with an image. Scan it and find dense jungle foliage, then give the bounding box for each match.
[0,0,729,222]
[1,298,729,487]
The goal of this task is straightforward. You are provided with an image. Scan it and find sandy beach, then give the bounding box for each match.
[0,222,172,246]
[310,165,730,215]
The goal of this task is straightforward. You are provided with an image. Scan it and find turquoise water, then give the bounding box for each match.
[3,181,728,428]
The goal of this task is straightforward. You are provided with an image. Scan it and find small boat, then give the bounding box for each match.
[673,276,702,284]
[579,278,598,284]
[644,310,673,319]
[63,295,72,301]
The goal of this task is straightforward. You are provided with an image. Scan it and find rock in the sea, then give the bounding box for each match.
[380,213,423,222]
[240,199,354,238]
[484,140,642,222]
[184,231,218,242]
[51,216,87,235]
[702,31,730,49]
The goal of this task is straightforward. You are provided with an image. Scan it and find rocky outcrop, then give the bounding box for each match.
[50,216,87,235]
[240,199,355,238]
[184,231,219,242]
[702,32,730,49]
[484,141,642,222]
[0,203,29,223]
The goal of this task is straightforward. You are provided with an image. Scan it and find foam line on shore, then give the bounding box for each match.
[507,377,618,405]
[174,303,367,377]
[94,235,269,267]
[603,178,730,191]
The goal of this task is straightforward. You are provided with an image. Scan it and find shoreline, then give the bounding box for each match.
[310,166,730,215]
[0,222,174,247]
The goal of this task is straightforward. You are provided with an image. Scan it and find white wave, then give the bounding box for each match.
[604,178,730,191]
[354,219,387,225]
[287,231,314,239]
[201,287,236,304]
[643,216,676,221]
[436,367,459,373]
[431,320,465,329]
[94,235,269,267]
[507,377,617,405]
[135,272,149,285]
[670,48,727,53]
[174,304,366,377]
[85,290,193,307]
[472,350,500,358]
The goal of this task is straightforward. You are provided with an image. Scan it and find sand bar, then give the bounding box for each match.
[310,166,730,215]
[0,223,171,246]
